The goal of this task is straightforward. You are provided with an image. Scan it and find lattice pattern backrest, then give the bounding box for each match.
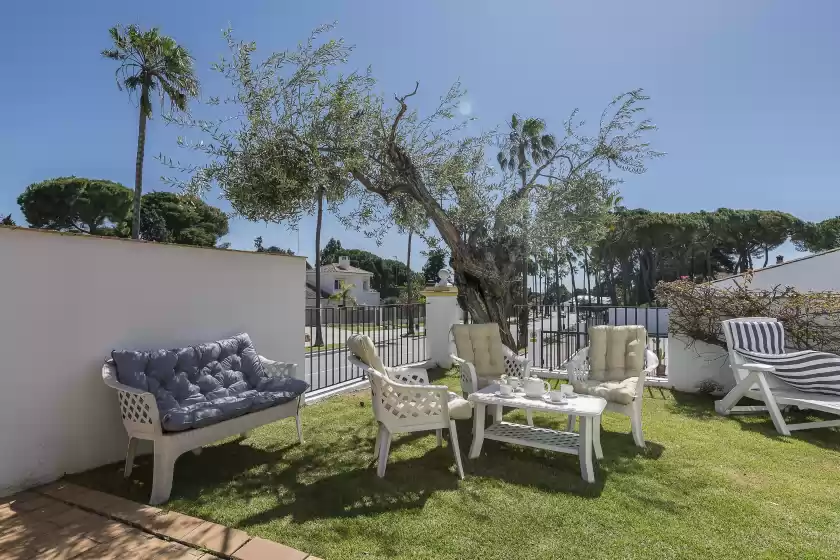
[503,355,526,377]
[369,370,445,425]
[389,369,429,385]
[117,391,153,425]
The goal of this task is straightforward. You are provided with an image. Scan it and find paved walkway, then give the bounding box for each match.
[0,482,319,560]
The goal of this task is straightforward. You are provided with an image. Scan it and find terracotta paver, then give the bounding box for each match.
[183,521,250,556]
[146,511,209,540]
[0,482,316,560]
[233,536,309,560]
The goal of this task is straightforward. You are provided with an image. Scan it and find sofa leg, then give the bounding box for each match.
[436,429,443,447]
[191,448,202,456]
[124,437,138,478]
[296,412,304,444]
[240,431,251,439]
[150,447,178,505]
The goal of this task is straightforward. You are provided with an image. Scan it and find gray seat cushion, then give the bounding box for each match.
[112,333,308,432]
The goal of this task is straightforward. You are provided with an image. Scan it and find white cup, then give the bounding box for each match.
[508,378,521,390]
[499,384,514,396]
[548,390,565,403]
[560,385,574,396]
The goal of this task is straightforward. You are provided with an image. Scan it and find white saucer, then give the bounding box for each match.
[522,394,545,400]
[494,391,517,398]
[542,395,567,404]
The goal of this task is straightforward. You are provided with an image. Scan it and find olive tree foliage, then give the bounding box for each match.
[165,25,661,348]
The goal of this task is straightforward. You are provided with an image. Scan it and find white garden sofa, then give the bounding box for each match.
[103,333,306,504]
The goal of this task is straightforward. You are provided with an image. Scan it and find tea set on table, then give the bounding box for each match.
[496,374,578,404]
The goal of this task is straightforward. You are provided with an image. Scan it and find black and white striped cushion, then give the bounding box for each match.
[734,349,840,396]
[727,320,785,354]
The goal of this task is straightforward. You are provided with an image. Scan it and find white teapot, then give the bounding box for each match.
[522,376,550,397]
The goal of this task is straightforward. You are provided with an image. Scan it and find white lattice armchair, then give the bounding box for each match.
[566,325,658,447]
[449,323,530,396]
[347,334,470,478]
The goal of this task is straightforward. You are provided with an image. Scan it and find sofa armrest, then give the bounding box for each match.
[259,356,301,381]
[102,360,162,436]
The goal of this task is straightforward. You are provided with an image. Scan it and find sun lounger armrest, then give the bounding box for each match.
[741,363,776,373]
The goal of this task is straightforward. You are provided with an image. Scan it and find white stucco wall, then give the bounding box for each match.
[713,250,840,291]
[0,227,304,496]
[666,334,734,393]
[606,307,669,335]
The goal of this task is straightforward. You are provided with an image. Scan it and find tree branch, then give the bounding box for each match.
[389,81,419,145]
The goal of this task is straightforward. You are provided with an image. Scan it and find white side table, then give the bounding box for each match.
[467,384,607,483]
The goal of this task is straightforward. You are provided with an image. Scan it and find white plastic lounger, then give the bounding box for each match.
[715,317,840,435]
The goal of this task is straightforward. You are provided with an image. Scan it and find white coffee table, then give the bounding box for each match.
[468,384,607,483]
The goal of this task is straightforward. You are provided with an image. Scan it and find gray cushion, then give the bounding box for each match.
[111,333,308,432]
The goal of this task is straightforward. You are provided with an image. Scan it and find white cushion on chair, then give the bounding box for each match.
[452,324,506,380]
[587,326,647,382]
[347,334,387,375]
[447,392,473,420]
[572,377,637,405]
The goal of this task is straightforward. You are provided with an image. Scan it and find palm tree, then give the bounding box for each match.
[102,25,199,239]
[329,281,357,308]
[497,114,557,348]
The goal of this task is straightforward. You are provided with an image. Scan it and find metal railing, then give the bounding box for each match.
[304,304,428,391]
[514,304,669,376]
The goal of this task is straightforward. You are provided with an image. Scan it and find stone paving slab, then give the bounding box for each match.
[0,481,319,560]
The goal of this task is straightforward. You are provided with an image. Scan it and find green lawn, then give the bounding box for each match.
[69,370,840,559]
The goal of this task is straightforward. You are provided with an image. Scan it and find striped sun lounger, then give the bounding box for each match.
[714,317,840,435]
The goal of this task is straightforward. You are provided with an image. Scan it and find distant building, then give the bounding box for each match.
[305,256,380,306]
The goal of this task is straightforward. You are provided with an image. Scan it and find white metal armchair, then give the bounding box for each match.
[566,325,657,447]
[347,334,470,478]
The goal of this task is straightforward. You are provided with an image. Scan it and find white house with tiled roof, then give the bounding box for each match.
[305,256,381,306]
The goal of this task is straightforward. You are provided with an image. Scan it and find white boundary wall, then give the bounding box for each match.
[0,227,304,496]
[606,307,669,335]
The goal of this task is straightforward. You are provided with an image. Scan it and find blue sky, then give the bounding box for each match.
[2,0,838,269]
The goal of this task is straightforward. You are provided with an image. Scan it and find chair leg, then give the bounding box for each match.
[150,445,178,505]
[124,437,138,478]
[567,414,577,432]
[295,412,304,444]
[449,420,465,479]
[373,422,383,460]
[436,429,443,447]
[377,430,392,478]
[631,407,645,448]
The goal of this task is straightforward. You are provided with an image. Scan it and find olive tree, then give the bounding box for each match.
[167,26,660,349]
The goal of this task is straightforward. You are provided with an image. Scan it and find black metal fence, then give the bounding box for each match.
[304,304,428,391]
[514,304,669,375]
